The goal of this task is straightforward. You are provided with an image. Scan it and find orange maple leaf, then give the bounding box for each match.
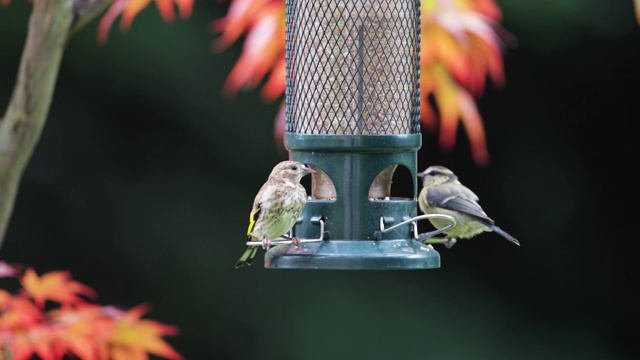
[419,0,513,165]
[109,304,182,360]
[20,268,96,308]
[97,0,194,43]
[2,332,34,360]
[0,292,44,332]
[48,304,115,360]
[3,263,181,360]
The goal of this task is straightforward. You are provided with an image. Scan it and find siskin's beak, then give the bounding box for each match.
[302,165,316,173]
[417,172,426,178]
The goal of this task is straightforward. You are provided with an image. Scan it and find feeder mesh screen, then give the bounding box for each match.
[285,0,421,135]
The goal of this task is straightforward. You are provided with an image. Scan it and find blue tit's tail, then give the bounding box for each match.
[235,246,259,268]
[490,225,520,246]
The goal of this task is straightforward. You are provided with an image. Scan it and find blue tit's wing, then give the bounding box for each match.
[427,183,494,223]
[441,195,494,223]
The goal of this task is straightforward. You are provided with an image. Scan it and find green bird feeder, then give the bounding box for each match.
[264,0,454,269]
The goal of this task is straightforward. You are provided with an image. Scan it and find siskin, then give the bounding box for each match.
[418,165,520,248]
[235,160,315,268]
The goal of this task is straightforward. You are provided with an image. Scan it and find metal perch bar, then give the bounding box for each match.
[246,218,325,248]
[379,214,457,241]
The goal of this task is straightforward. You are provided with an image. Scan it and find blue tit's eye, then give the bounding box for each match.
[291,166,298,171]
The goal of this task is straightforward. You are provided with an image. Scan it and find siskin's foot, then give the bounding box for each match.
[291,236,300,248]
[282,234,300,248]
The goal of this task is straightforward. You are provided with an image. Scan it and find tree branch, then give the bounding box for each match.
[0,0,111,250]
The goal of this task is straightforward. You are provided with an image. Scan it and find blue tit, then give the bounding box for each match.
[418,165,520,248]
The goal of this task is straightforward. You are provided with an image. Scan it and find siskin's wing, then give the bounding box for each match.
[235,246,259,268]
[247,202,262,237]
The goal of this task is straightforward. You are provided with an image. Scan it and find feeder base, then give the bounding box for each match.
[264,239,440,270]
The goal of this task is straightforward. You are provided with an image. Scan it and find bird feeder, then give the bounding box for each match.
[264,0,454,269]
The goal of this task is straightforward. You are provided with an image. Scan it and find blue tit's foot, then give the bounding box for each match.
[444,237,457,249]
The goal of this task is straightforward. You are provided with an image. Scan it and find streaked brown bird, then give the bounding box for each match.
[235,161,315,268]
[417,165,520,248]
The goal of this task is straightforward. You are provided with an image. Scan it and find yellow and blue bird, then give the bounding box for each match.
[418,165,520,247]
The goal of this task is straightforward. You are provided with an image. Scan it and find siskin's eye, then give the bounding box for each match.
[291,166,298,171]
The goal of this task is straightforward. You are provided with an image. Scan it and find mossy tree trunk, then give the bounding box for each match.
[0,0,111,249]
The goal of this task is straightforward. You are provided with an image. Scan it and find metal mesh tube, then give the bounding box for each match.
[285,0,421,135]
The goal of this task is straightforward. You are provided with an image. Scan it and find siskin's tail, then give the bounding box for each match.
[235,246,259,268]
[490,225,520,246]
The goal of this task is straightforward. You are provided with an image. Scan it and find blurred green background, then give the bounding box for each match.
[0,1,637,359]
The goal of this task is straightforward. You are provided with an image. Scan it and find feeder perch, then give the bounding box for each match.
[264,0,452,269]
